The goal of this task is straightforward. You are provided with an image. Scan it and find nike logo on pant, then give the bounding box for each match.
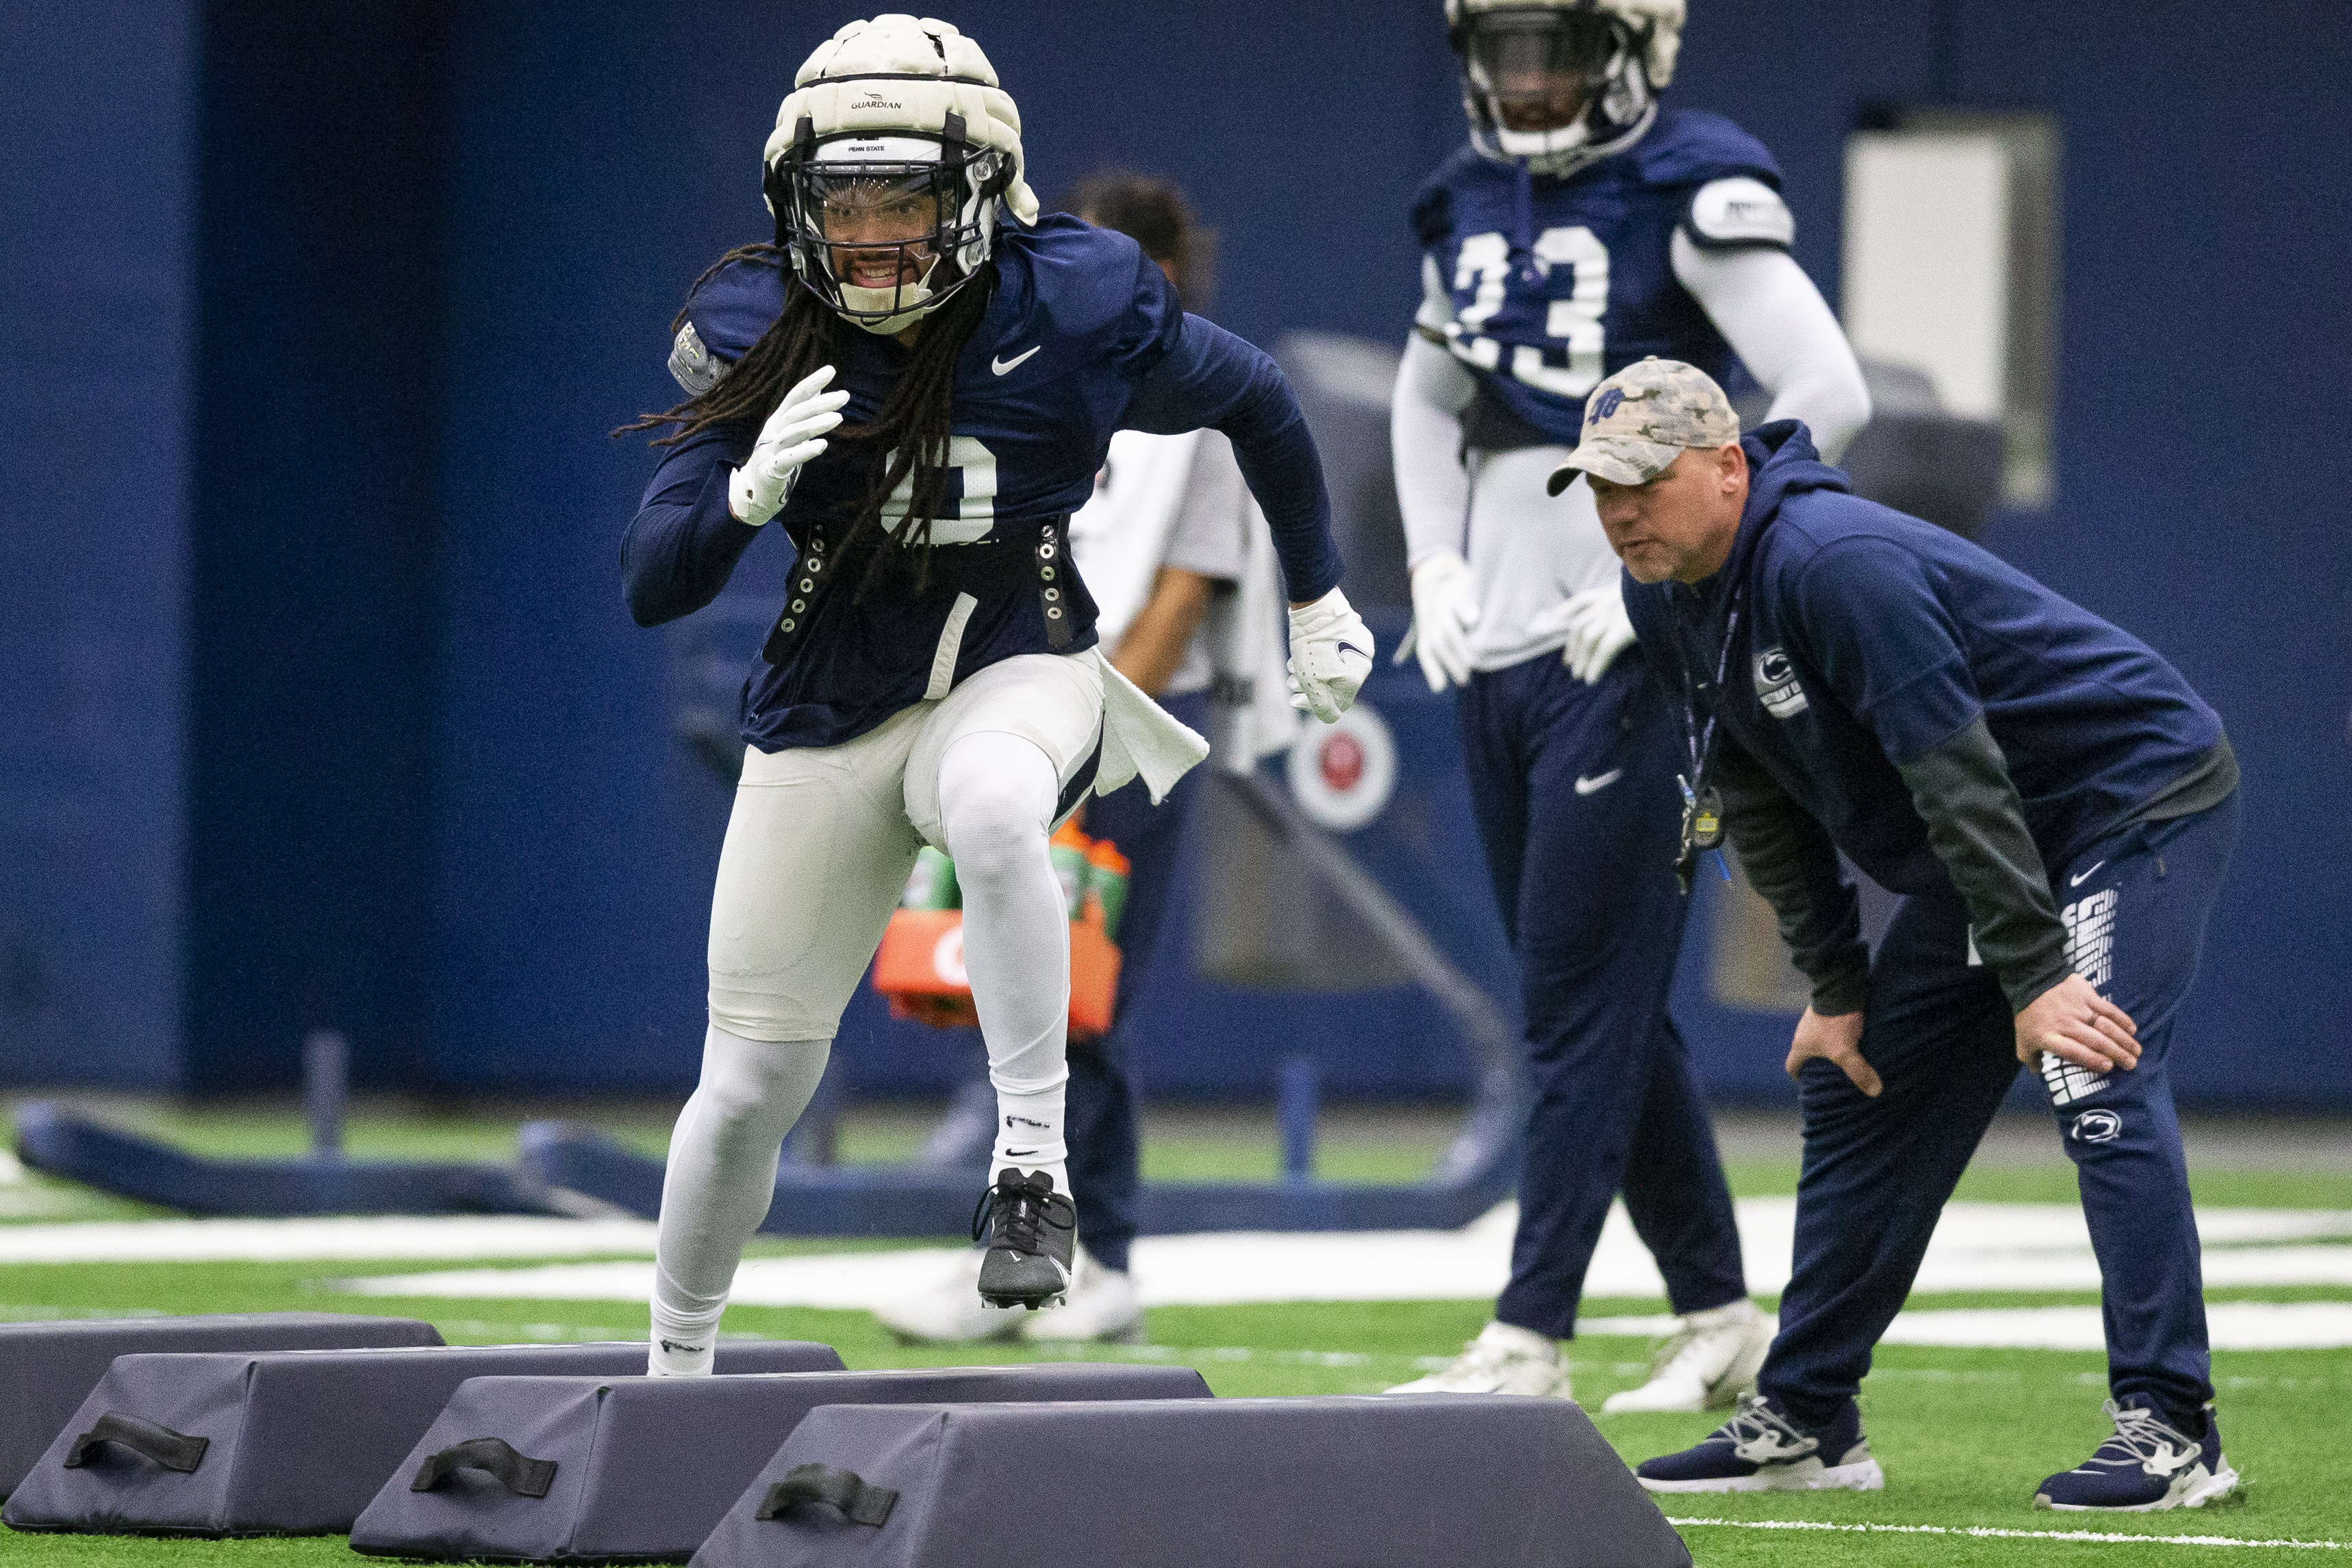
[2069,861,2106,887]
[1573,769,1624,795]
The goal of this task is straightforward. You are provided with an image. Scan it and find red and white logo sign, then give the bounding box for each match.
[932,926,968,986]
[1287,700,1398,832]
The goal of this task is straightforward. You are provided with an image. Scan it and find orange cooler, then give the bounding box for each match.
[873,908,1122,1040]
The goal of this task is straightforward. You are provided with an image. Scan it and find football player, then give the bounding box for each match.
[1385,0,1869,1411]
[621,16,1371,1375]
[871,173,1287,1346]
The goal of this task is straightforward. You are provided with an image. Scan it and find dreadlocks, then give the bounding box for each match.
[618,242,998,588]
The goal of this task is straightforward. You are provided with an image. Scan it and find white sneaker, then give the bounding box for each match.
[870,1250,1025,1345]
[1386,1321,1573,1398]
[1602,1299,1773,1413]
[1022,1253,1145,1343]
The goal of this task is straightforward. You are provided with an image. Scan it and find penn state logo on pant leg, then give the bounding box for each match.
[1753,646,1809,718]
[2070,1109,2123,1143]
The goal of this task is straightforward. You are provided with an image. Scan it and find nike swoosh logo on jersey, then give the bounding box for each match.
[2069,861,2106,887]
[1573,769,1624,795]
[991,345,1041,375]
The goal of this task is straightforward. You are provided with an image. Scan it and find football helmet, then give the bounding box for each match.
[763,16,1039,334]
[1445,0,1684,176]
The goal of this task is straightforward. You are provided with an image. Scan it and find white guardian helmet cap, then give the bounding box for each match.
[1444,0,1685,177]
[763,15,1039,335]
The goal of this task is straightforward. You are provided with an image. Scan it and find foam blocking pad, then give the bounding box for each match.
[2,1339,844,1537]
[693,1395,1692,1568]
[0,1313,442,1501]
[350,1364,1212,1564]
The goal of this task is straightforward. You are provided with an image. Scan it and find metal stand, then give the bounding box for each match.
[12,1028,573,1217]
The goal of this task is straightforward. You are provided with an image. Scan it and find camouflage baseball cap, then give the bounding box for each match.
[1546,357,1741,495]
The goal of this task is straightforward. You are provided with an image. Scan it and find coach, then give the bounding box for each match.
[1556,358,2242,1513]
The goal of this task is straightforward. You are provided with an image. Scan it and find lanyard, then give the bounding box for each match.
[1680,581,1746,802]
[1674,581,1746,889]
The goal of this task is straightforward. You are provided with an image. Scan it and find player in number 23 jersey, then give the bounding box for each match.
[1383,0,1869,1412]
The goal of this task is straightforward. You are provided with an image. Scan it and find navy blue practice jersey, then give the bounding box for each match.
[689,214,1177,542]
[622,216,1339,750]
[1413,108,1783,444]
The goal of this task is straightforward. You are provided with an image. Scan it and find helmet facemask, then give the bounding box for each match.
[769,114,1007,335]
[1455,6,1658,175]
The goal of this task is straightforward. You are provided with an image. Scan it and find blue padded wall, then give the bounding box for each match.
[181,1,456,1091]
[0,3,199,1088]
[1662,0,2352,1102]
[3,0,2345,1104]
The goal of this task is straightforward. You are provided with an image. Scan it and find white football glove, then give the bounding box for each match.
[728,365,850,527]
[1400,551,1480,693]
[1286,586,1375,723]
[1525,581,1639,685]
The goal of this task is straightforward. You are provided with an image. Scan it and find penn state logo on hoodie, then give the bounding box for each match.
[1753,645,1809,718]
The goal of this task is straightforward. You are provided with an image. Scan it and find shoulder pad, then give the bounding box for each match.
[1635,108,1782,189]
[1411,181,1454,251]
[681,253,790,362]
[1684,177,1795,250]
[1408,149,1482,249]
[668,321,724,395]
[998,214,1157,346]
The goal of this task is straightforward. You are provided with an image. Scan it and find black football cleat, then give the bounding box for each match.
[973,1169,1077,1309]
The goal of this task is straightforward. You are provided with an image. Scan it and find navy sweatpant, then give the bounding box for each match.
[1760,794,2241,1432]
[1061,690,1213,1275]
[1458,649,1747,1338]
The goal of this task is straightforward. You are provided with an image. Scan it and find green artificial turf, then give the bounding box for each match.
[2,1102,2348,1564]
[0,1256,2346,1565]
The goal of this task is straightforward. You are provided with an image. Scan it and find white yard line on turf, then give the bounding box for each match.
[1668,1519,2349,1551]
[1584,1302,2352,1351]
[3,1200,2347,1287]
[331,1198,2352,1313]
[0,1215,658,1263]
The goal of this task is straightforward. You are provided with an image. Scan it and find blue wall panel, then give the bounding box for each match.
[3,0,2345,1104]
[1958,0,2352,1104]
[0,3,199,1089]
[1665,0,2352,1105]
[181,1,456,1092]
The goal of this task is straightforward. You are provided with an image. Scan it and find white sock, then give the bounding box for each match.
[936,731,1072,1200]
[990,1081,1068,1195]
[648,1291,725,1377]
[648,1023,831,1375]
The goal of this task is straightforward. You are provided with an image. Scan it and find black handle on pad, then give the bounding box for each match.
[410,1437,559,1499]
[63,1413,210,1474]
[756,1463,897,1527]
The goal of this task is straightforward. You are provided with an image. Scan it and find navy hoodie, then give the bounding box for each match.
[1624,422,2234,1013]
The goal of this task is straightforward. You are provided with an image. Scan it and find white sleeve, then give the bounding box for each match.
[1671,227,1872,463]
[1394,257,1478,568]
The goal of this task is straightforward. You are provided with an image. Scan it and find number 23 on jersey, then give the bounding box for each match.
[1445,227,1610,399]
